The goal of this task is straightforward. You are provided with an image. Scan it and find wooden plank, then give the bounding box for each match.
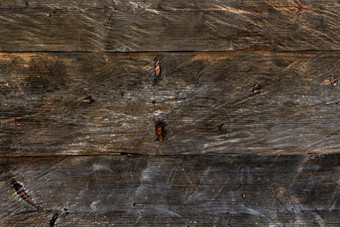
[0,1,340,51]
[0,154,339,226]
[0,51,340,156]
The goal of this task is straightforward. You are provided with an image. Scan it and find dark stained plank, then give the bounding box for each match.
[0,0,340,51]
[0,52,340,156]
[0,154,339,226]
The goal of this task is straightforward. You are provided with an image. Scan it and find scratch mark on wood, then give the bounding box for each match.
[168,168,177,185]
[211,180,227,200]
[133,206,145,227]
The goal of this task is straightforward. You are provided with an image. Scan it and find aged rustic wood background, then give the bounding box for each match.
[0,0,339,226]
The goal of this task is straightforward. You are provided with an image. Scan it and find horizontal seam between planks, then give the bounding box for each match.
[0,151,339,160]
[1,50,340,54]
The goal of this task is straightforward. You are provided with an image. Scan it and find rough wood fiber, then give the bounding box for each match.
[0,154,339,226]
[0,0,340,51]
[1,52,340,156]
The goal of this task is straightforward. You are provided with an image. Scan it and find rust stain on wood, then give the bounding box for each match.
[155,120,166,141]
[153,59,162,85]
[155,61,161,77]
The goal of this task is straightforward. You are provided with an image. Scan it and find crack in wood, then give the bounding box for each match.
[11,179,43,211]
[49,213,59,227]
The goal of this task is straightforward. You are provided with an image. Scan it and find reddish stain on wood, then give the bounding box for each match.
[155,61,161,77]
[155,120,165,141]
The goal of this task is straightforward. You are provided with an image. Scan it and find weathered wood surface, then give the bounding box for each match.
[1,52,340,156]
[0,154,339,226]
[1,1,339,225]
[1,0,340,51]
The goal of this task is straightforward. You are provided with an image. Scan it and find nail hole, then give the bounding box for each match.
[252,84,261,94]
[83,96,94,104]
[218,123,228,133]
[61,208,70,217]
[132,202,137,207]
[330,76,338,87]
[49,10,56,17]
[152,100,156,104]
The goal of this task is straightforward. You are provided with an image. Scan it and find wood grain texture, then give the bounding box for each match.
[1,1,339,226]
[0,0,340,51]
[0,154,339,226]
[1,52,340,156]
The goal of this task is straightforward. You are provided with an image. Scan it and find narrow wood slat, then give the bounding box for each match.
[0,154,339,226]
[0,52,339,156]
[0,0,340,51]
